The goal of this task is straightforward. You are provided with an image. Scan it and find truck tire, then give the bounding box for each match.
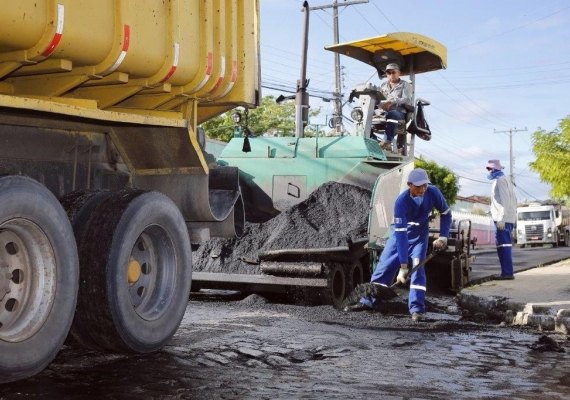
[564,231,570,247]
[347,261,365,291]
[0,176,79,383]
[302,262,347,308]
[60,190,113,348]
[72,189,192,353]
[61,190,113,240]
[324,263,347,309]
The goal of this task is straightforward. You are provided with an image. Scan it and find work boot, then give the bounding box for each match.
[494,275,514,280]
[411,312,425,322]
[380,141,393,151]
[343,302,372,313]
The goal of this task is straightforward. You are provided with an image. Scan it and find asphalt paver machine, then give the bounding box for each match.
[194,5,473,306]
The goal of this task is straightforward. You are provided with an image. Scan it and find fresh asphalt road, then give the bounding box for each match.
[2,293,569,399]
[1,248,570,398]
[469,245,570,283]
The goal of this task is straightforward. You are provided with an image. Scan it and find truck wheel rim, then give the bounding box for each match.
[127,226,175,321]
[0,219,57,342]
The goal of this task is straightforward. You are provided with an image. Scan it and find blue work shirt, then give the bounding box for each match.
[392,185,452,265]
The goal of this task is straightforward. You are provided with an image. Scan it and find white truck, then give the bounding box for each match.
[516,203,570,247]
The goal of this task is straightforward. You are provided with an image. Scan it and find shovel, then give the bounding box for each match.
[371,252,437,299]
[342,251,437,309]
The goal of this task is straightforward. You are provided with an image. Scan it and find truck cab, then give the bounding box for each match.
[516,203,570,247]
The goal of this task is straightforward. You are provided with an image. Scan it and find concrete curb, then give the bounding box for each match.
[458,253,570,334]
[457,293,570,333]
[511,307,570,334]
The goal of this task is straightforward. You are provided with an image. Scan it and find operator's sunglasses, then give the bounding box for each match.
[410,183,428,189]
[386,70,398,75]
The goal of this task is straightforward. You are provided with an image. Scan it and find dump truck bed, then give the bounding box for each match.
[0,0,260,125]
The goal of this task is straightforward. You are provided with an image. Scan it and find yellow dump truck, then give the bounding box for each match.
[0,0,259,383]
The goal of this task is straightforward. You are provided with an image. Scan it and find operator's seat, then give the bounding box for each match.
[371,98,432,155]
[370,102,414,138]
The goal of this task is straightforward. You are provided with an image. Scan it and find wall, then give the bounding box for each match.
[452,210,495,245]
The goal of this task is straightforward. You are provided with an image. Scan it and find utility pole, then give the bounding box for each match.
[493,127,528,185]
[309,0,369,134]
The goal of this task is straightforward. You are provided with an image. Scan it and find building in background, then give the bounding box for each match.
[452,196,494,246]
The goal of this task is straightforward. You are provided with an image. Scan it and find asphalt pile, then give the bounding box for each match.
[341,282,398,310]
[192,182,372,274]
[529,335,566,353]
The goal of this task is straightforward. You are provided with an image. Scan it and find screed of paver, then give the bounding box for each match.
[192,182,371,274]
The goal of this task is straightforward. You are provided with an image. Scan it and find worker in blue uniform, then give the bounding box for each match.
[486,159,517,280]
[345,168,452,321]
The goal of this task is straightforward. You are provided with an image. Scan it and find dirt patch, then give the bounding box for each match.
[193,182,371,274]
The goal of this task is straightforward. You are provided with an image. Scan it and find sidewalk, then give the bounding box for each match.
[458,259,570,333]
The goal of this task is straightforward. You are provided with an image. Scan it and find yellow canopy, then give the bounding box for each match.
[325,32,447,76]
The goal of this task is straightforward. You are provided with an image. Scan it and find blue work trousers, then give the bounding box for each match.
[495,222,514,276]
[361,237,428,314]
[384,110,406,142]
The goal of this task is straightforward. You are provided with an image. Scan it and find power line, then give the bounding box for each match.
[457,175,490,185]
[352,7,381,35]
[370,1,400,31]
[422,76,570,92]
[261,83,335,101]
[309,0,369,134]
[442,61,570,77]
[428,104,494,130]
[452,5,570,51]
[514,184,541,202]
[435,72,513,127]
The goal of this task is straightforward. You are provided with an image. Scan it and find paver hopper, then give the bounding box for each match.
[216,29,447,222]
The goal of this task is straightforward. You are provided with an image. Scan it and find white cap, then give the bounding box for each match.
[408,168,430,186]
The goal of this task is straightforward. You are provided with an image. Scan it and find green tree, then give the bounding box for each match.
[529,115,570,200]
[200,95,320,142]
[200,112,236,142]
[247,95,297,136]
[415,157,460,205]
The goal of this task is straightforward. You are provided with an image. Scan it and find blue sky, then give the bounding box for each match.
[259,0,570,201]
